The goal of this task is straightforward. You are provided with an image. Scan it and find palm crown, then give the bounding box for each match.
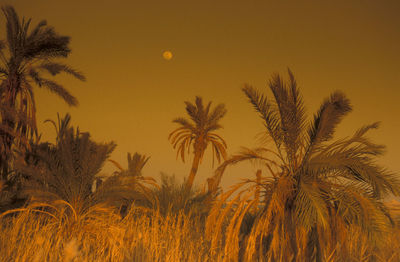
[207,69,400,261]
[0,6,85,179]
[169,96,227,191]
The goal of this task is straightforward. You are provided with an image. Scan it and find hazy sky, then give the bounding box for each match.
[2,0,399,189]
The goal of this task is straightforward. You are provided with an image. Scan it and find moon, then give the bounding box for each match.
[162,51,173,60]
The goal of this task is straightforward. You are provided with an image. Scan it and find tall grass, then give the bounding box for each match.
[0,201,217,262]
[0,199,400,261]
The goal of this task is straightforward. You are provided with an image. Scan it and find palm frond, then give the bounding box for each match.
[208,70,397,261]
[17,118,116,213]
[171,118,195,131]
[307,91,352,151]
[242,85,282,150]
[38,62,86,81]
[40,79,78,106]
[294,179,329,231]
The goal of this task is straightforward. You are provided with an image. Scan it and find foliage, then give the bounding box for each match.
[0,7,399,261]
[206,69,400,261]
[0,5,85,180]
[106,152,158,214]
[153,173,212,218]
[169,96,227,191]
[15,114,115,215]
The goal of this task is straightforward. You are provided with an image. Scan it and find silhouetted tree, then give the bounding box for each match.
[207,69,400,261]
[169,96,227,192]
[0,6,85,180]
[107,152,158,214]
[110,152,150,178]
[16,114,114,215]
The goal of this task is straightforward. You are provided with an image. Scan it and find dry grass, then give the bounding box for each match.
[0,202,216,262]
[0,196,399,261]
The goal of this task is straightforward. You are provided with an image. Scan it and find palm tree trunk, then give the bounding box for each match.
[186,150,202,192]
[253,170,261,212]
[0,89,16,181]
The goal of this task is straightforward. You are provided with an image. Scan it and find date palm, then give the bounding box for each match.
[207,69,400,261]
[109,152,150,178]
[15,114,115,214]
[0,6,85,180]
[107,152,158,211]
[169,96,227,192]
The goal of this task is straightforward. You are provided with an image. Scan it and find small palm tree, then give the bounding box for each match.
[0,6,85,180]
[169,96,227,192]
[153,173,211,218]
[106,152,158,212]
[16,114,115,215]
[109,152,150,177]
[207,69,400,261]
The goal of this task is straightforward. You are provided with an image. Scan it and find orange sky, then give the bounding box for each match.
[2,0,400,189]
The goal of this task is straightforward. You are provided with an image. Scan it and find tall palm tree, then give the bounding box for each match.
[206,69,400,261]
[169,96,227,192]
[0,6,85,180]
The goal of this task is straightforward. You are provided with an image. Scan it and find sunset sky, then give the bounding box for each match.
[2,0,399,189]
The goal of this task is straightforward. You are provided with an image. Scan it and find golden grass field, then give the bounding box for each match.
[0,196,399,262]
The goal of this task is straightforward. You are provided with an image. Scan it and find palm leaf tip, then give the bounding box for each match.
[309,91,352,144]
[39,63,86,81]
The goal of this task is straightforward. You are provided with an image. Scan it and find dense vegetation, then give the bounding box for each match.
[1,6,400,262]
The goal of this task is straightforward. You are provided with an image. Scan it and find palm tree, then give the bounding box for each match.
[169,96,227,192]
[109,152,150,178]
[206,69,400,261]
[16,114,115,215]
[0,6,85,180]
[106,152,158,213]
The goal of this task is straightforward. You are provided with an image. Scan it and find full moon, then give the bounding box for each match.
[162,51,173,60]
